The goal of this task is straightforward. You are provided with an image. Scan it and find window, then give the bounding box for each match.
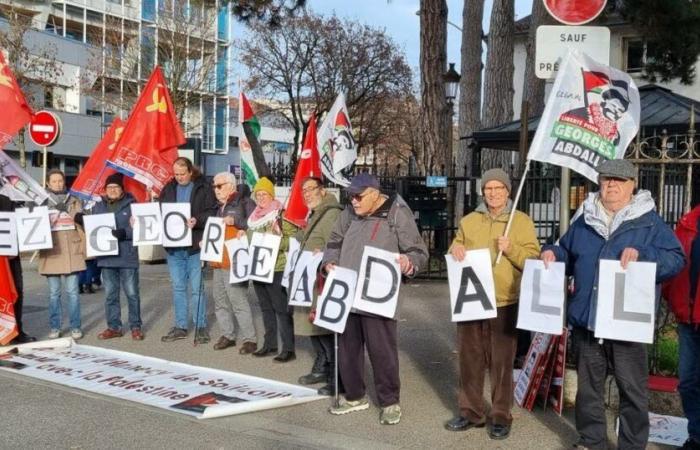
[624,38,657,74]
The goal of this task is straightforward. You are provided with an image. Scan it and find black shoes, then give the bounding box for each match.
[298,372,327,385]
[444,416,485,432]
[161,327,187,342]
[10,332,37,344]
[487,423,511,440]
[681,438,700,450]
[252,346,278,357]
[273,351,296,362]
[79,284,95,294]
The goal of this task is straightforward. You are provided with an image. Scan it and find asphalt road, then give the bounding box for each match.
[0,262,673,449]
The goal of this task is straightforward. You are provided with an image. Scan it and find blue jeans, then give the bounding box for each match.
[46,274,81,330]
[78,259,100,285]
[102,268,142,331]
[166,250,206,329]
[678,323,700,442]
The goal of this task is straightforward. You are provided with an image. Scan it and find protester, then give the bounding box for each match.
[663,204,700,450]
[540,159,684,449]
[0,194,36,344]
[444,168,540,440]
[210,171,257,354]
[293,177,343,395]
[247,176,298,362]
[38,169,86,340]
[322,173,428,425]
[159,157,217,344]
[78,259,100,294]
[90,174,144,341]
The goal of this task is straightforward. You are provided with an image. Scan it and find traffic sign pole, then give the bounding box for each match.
[42,145,48,186]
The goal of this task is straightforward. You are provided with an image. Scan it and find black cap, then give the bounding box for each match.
[104,173,124,189]
[346,173,380,195]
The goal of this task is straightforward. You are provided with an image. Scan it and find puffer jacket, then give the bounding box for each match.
[663,205,700,324]
[544,190,685,330]
[92,193,138,269]
[450,200,540,307]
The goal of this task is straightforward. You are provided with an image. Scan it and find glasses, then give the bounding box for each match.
[600,176,631,185]
[302,185,321,195]
[105,185,122,190]
[351,191,373,202]
[483,186,507,193]
[213,182,231,190]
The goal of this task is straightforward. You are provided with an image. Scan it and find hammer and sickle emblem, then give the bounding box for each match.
[145,85,167,113]
[0,62,14,88]
[108,126,124,150]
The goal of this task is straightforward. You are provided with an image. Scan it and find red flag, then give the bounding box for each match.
[0,52,33,148]
[107,67,185,195]
[582,70,610,94]
[284,114,322,228]
[0,256,18,345]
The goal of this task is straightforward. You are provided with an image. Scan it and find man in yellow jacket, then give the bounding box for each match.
[444,168,540,440]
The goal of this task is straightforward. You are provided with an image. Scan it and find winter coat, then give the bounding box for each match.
[38,196,86,275]
[292,194,343,336]
[92,193,139,269]
[663,205,700,324]
[450,201,540,307]
[544,190,685,330]
[159,176,218,254]
[246,206,299,273]
[210,191,255,271]
[322,194,429,319]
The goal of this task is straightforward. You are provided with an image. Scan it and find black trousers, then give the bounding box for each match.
[339,313,399,407]
[9,257,25,333]
[573,327,649,450]
[310,334,334,373]
[253,272,294,353]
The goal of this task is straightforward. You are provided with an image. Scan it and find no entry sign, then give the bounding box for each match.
[543,0,607,26]
[29,110,62,147]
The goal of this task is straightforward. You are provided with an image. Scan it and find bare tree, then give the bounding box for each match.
[419,0,449,173]
[481,0,515,171]
[522,0,552,118]
[0,7,63,168]
[230,0,307,28]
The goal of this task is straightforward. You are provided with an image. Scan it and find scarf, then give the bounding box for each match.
[248,199,283,232]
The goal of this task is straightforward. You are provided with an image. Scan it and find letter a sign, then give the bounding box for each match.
[445,248,497,322]
[594,259,656,344]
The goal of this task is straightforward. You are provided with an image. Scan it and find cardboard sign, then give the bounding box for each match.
[594,259,656,344]
[225,236,250,283]
[200,217,225,263]
[0,212,18,256]
[161,203,192,248]
[445,248,497,322]
[288,251,323,307]
[281,237,300,288]
[83,213,118,258]
[48,209,75,231]
[548,329,568,415]
[352,246,401,319]
[15,206,53,252]
[517,260,566,335]
[514,332,553,407]
[248,232,281,284]
[132,202,162,246]
[314,266,358,334]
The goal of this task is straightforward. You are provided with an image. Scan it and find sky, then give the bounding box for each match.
[231,0,535,86]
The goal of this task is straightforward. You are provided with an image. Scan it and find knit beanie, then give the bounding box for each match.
[104,173,124,190]
[481,168,511,192]
[253,177,275,198]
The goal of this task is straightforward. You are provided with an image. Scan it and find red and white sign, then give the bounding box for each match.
[543,0,607,26]
[29,110,62,147]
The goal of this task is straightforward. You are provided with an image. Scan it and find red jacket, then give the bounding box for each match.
[663,206,700,324]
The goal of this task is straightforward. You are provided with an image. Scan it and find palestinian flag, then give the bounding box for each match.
[238,92,261,187]
[581,70,610,94]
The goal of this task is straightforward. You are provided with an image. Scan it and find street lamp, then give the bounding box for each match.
[443,62,461,105]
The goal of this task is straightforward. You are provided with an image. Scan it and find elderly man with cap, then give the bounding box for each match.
[322,173,428,425]
[444,168,540,440]
[91,173,144,340]
[541,159,684,449]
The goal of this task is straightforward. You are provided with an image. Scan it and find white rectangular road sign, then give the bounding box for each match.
[536,25,610,79]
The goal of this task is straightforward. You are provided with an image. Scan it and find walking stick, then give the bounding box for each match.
[193,260,206,346]
[334,332,339,407]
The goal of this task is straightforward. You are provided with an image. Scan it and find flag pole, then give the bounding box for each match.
[495,159,531,264]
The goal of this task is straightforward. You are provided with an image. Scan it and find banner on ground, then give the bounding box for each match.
[0,339,323,419]
[317,93,356,187]
[445,249,497,322]
[594,259,656,344]
[528,49,640,183]
[517,260,566,335]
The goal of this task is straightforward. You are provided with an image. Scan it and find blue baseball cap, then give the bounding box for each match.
[346,173,380,195]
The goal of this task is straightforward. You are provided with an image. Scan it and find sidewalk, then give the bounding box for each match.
[0,262,673,449]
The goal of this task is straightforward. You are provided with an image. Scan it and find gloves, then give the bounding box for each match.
[111,229,127,241]
[73,212,84,227]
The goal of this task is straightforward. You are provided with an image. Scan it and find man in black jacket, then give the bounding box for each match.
[158,157,217,344]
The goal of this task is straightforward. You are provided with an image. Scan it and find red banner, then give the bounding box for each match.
[107,67,184,195]
[0,52,33,148]
[283,113,322,228]
[0,256,18,345]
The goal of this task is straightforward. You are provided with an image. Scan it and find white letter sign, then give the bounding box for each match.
[84,213,118,258]
[131,202,162,246]
[314,266,358,334]
[445,248,497,322]
[594,259,656,344]
[352,246,401,319]
[517,260,566,335]
[288,251,324,307]
[248,232,281,284]
[0,212,17,256]
[200,217,225,263]
[281,237,300,288]
[161,203,192,248]
[226,236,250,283]
[15,206,52,252]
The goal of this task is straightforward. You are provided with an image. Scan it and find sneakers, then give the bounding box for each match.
[98,328,123,340]
[379,404,402,425]
[161,327,187,342]
[71,329,84,340]
[329,396,370,415]
[194,329,210,345]
[48,329,61,339]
